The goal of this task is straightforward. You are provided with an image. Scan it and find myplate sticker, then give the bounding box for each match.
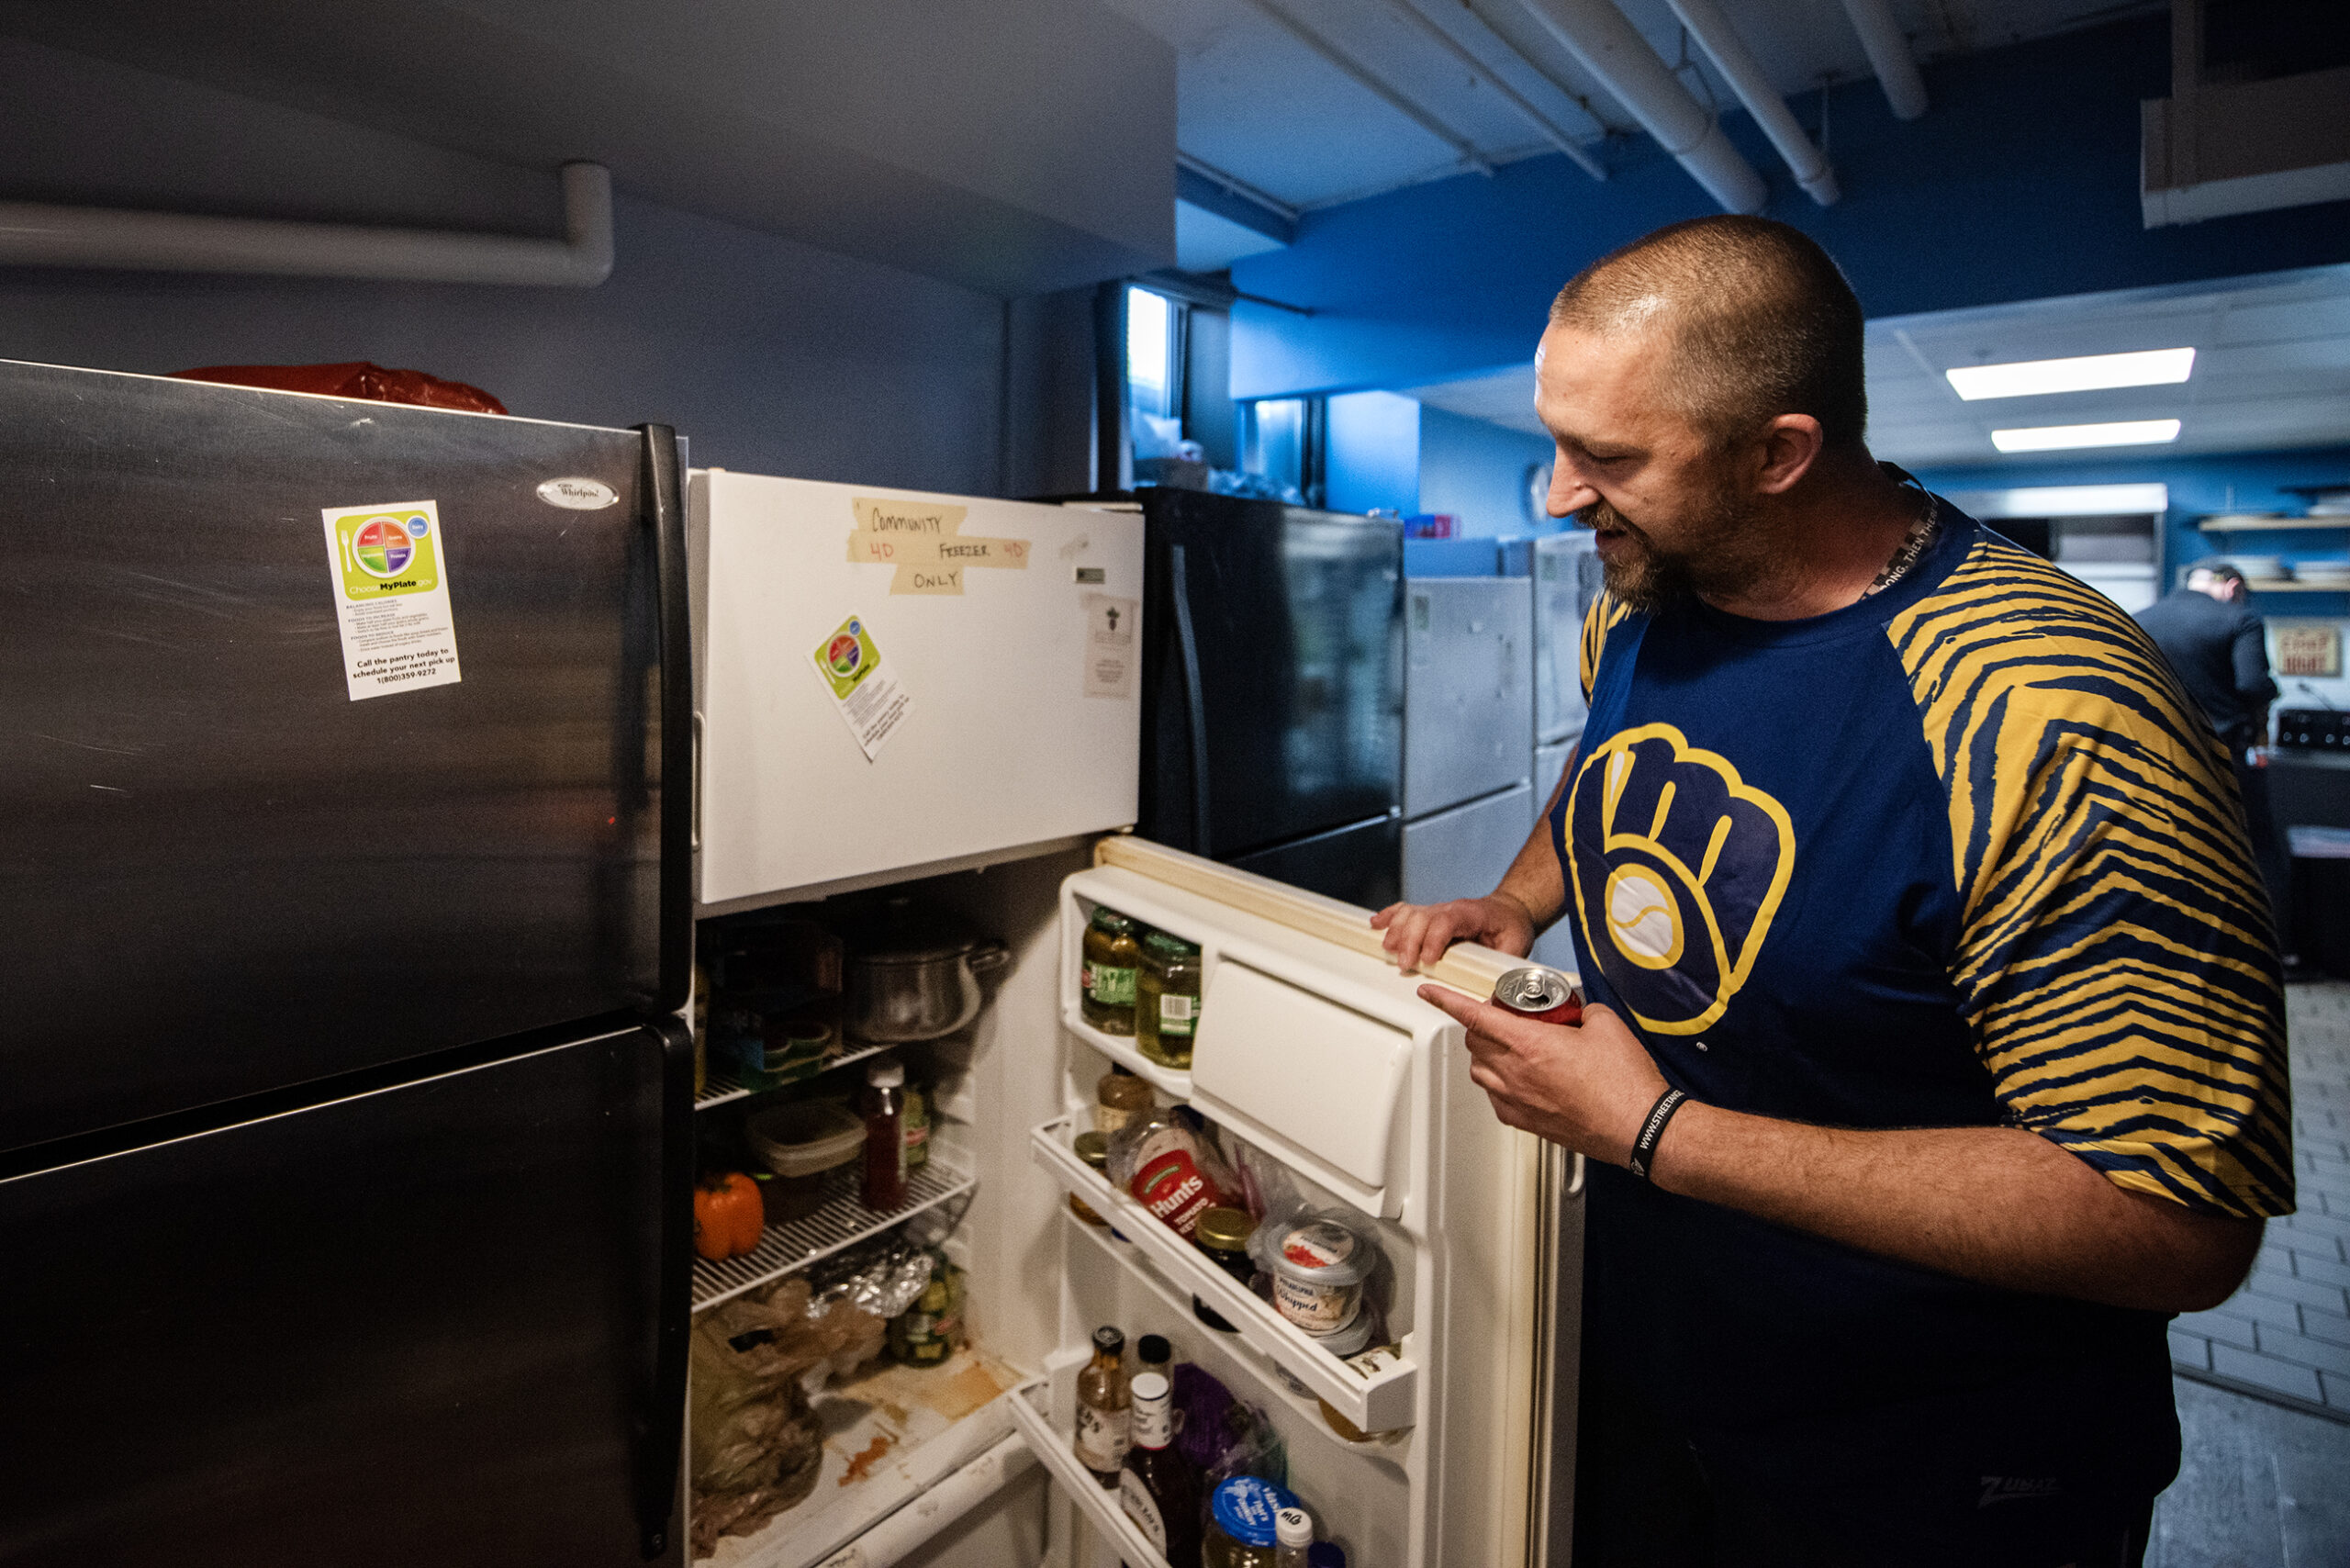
[321,500,463,700]
[810,612,912,761]
[536,476,618,510]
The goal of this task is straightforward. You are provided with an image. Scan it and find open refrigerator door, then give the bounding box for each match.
[1023,837,1583,1568]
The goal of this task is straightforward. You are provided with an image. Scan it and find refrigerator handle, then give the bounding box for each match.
[636,1014,697,1560]
[636,423,694,1012]
[1169,543,1212,857]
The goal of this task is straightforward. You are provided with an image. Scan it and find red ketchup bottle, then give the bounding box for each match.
[862,1059,909,1210]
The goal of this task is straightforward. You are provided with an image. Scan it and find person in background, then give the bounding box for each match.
[1371,216,2289,1568]
[2136,562,2289,939]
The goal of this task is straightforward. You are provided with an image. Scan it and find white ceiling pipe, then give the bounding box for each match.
[1379,0,1609,181]
[1510,0,1767,213]
[1838,0,1928,119]
[0,162,613,286]
[1663,0,1839,203]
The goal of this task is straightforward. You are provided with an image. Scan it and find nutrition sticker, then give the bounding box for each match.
[810,612,912,761]
[321,500,462,700]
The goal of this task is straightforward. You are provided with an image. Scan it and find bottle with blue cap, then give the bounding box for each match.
[1203,1475,1300,1567]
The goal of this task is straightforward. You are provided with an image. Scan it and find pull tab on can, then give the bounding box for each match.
[1490,965,1584,1025]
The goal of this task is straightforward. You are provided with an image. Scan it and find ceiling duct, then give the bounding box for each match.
[1837,0,1929,120]
[1509,0,1767,213]
[1662,0,1839,204]
[2142,0,2350,227]
[0,162,613,286]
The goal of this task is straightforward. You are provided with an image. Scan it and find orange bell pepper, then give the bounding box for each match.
[694,1171,765,1260]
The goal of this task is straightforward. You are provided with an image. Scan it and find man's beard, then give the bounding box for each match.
[1586,481,1784,614]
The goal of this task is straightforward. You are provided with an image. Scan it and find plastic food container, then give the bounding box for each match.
[1249,1210,1377,1339]
[745,1101,867,1222]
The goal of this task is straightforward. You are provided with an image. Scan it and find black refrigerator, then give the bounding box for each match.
[0,361,694,1566]
[1136,488,1404,909]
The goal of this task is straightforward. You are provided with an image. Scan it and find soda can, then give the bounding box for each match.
[1490,965,1583,1025]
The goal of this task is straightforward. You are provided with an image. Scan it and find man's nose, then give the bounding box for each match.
[1550,468,1598,518]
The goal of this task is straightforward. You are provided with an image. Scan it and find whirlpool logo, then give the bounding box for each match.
[1566,724,1796,1036]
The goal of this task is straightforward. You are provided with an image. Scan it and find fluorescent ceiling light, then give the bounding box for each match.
[1947,347,2196,400]
[1990,419,2182,453]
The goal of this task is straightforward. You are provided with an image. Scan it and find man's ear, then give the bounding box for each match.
[1752,414,1824,496]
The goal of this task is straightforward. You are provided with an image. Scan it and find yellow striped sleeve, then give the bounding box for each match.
[1579,588,1631,704]
[1886,535,2292,1218]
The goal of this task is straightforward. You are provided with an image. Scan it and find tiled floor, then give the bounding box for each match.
[2168,981,2350,1420]
[2150,1375,2350,1567]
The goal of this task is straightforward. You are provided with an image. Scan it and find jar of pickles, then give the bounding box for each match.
[1136,931,1202,1069]
[1080,907,1143,1035]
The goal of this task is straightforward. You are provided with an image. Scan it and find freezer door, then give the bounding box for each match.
[0,1025,681,1568]
[1402,783,1536,906]
[1532,532,1601,745]
[1404,577,1535,818]
[1138,489,1403,864]
[0,361,679,1154]
[1225,811,1402,911]
[694,472,1143,908]
[1530,741,1580,974]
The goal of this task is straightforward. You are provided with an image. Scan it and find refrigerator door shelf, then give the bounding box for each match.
[1059,1003,1193,1100]
[694,471,1143,912]
[1032,1116,1420,1434]
[691,1155,975,1313]
[1006,1381,1176,1568]
[1059,1204,1413,1464]
[1060,864,1451,1219]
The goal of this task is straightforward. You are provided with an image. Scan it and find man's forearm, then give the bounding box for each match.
[1654,1103,2262,1313]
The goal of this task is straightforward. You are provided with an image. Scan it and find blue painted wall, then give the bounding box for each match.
[1417,406,1559,539]
[1228,15,2350,400]
[1913,445,2350,622]
[1324,389,1421,515]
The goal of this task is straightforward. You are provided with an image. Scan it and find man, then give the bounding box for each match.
[2137,562,2288,935]
[1371,217,2290,1567]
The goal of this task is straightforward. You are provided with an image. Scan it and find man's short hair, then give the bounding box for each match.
[1550,216,1868,453]
[2193,562,2247,588]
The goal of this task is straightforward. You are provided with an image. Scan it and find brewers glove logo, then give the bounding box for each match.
[1566,724,1795,1035]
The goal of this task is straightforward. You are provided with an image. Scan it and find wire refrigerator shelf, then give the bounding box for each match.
[695,1041,893,1112]
[690,1157,976,1313]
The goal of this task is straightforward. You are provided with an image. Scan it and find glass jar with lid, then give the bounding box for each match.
[1080,907,1144,1035]
[1135,931,1203,1069]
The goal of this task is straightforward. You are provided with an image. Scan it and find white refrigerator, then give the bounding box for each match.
[688,474,1580,1568]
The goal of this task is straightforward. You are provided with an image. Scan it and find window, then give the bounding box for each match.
[1126,286,1177,420]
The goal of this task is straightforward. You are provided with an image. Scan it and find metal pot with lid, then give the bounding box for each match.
[837,896,1011,1042]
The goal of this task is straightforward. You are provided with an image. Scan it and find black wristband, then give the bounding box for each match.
[1627,1088,1689,1182]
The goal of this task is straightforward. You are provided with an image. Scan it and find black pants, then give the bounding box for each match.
[2231,745,2291,951]
[1573,1380,2158,1568]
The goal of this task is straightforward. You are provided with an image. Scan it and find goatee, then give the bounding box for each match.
[1587,487,1785,613]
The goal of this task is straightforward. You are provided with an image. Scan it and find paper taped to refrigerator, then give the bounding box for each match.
[1082,592,1137,699]
[811,612,912,761]
[320,499,463,700]
[845,495,1030,595]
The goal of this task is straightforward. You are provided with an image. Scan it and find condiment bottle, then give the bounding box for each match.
[1203,1477,1293,1568]
[1136,931,1203,1069]
[1097,1069,1155,1134]
[889,1249,960,1368]
[860,1060,908,1210]
[1275,1506,1314,1567]
[1080,907,1145,1035]
[1192,1206,1257,1287]
[1069,1131,1113,1227]
[1120,1372,1202,1568]
[901,1075,930,1170]
[1075,1326,1131,1487]
[1136,1332,1172,1386]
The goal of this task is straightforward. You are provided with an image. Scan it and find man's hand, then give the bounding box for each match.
[1416,987,1664,1165]
[1371,893,1538,971]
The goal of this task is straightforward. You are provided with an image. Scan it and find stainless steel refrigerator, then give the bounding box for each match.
[1530,530,1602,974]
[1400,576,1535,907]
[0,360,694,1567]
[1134,488,1404,909]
